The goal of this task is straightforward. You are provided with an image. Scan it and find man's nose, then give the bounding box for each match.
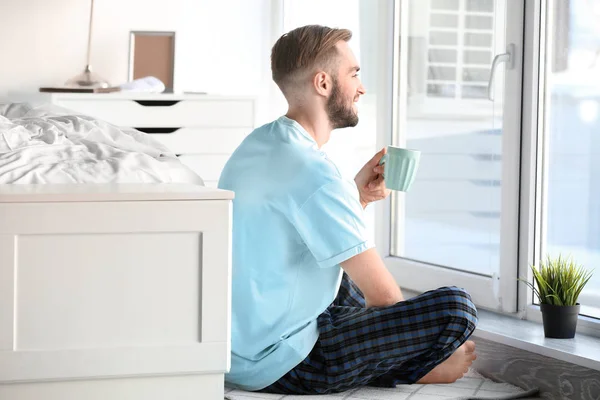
[358,83,366,95]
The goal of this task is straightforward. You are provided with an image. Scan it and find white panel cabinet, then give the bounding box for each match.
[0,183,233,400]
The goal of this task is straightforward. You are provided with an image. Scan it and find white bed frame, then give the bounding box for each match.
[0,183,233,400]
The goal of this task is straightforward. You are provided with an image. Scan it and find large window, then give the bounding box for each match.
[384,0,600,324]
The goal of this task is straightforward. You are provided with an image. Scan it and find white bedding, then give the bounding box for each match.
[0,102,204,185]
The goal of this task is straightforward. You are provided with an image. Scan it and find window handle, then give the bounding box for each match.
[487,43,516,101]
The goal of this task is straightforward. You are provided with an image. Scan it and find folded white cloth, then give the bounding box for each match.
[119,76,165,93]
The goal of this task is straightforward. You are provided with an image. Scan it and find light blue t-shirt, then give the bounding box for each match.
[218,116,372,391]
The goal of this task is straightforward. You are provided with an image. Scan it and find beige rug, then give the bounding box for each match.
[224,370,539,400]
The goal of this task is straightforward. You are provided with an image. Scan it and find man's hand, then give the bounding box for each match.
[354,147,391,208]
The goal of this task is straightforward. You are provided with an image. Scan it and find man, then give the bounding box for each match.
[218,25,478,395]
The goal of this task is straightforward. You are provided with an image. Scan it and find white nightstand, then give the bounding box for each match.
[10,92,256,187]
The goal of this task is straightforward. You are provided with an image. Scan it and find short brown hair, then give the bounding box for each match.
[271,25,352,93]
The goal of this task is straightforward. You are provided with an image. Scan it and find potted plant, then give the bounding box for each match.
[521,254,594,338]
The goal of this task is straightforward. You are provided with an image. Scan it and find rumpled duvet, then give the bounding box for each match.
[0,102,203,184]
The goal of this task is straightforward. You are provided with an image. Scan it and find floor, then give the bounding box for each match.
[224,370,538,400]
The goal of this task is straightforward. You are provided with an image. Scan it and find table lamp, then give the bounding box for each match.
[64,0,110,88]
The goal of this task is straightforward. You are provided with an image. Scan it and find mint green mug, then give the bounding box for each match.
[379,146,421,191]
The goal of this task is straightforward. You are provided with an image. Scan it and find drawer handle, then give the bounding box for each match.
[135,127,181,134]
[133,100,180,107]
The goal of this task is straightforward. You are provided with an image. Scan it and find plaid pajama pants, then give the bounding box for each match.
[261,273,478,395]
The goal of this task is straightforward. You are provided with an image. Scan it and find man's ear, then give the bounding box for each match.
[313,71,331,97]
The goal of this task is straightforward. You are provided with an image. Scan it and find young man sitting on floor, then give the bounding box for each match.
[218,25,478,395]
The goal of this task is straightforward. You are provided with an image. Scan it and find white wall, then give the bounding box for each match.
[0,0,275,102]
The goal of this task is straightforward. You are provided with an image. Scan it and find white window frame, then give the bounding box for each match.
[376,0,524,312]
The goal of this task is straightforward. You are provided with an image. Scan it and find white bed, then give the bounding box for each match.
[0,104,234,400]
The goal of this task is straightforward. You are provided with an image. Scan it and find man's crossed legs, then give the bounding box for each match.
[262,273,478,394]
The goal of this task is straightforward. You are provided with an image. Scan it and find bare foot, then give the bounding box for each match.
[417,341,476,384]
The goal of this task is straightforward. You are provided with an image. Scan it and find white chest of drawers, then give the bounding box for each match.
[11,92,256,187]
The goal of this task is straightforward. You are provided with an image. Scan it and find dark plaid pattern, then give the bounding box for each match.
[261,273,478,395]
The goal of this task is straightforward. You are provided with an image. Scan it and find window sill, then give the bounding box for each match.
[474,309,600,371]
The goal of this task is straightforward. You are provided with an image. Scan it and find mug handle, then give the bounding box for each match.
[378,153,387,178]
[379,153,388,165]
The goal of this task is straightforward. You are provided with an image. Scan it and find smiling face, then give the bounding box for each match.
[325,41,366,129]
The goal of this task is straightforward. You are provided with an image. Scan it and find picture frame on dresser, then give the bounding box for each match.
[128,31,176,92]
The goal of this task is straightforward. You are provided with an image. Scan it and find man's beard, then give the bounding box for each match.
[326,78,359,129]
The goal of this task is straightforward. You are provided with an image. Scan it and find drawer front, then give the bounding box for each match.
[417,154,501,180]
[177,155,230,182]
[406,180,501,213]
[134,128,249,155]
[56,99,254,128]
